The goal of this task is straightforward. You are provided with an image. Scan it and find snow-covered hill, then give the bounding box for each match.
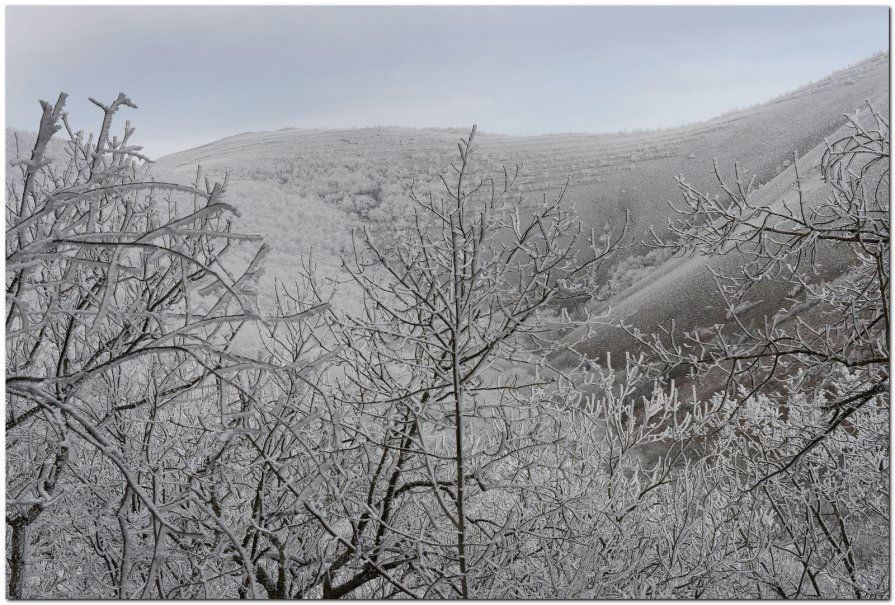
[147,54,888,317]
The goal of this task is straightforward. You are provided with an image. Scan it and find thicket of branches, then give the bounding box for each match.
[5,94,888,598]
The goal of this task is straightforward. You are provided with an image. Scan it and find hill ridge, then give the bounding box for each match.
[157,52,888,162]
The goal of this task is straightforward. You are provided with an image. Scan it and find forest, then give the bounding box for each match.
[5,90,889,599]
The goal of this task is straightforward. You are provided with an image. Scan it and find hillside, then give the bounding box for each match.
[571,108,885,392]
[148,53,888,318]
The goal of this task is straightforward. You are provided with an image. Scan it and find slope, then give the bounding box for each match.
[148,54,888,316]
[570,99,889,401]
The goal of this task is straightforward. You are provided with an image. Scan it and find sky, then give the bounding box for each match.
[6,5,890,159]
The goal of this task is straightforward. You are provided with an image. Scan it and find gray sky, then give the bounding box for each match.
[6,5,889,159]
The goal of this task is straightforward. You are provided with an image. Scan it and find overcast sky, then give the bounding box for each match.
[6,5,889,158]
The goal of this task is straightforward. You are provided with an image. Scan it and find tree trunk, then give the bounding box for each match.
[8,521,28,599]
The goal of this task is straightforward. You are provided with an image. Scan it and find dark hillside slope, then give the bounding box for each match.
[568,100,889,398]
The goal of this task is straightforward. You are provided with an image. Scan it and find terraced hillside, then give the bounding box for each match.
[149,53,888,317]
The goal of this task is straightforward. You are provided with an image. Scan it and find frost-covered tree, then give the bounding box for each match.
[641,103,888,485]
[5,93,325,598]
[623,103,889,598]
[293,125,627,598]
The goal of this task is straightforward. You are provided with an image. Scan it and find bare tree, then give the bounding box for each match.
[635,102,888,483]
[619,103,889,597]
[6,93,323,598]
[292,125,625,598]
